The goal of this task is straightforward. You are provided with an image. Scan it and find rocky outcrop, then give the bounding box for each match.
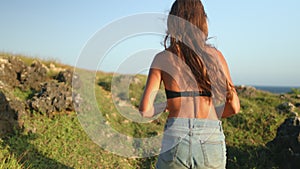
[55,69,81,89]
[277,102,296,114]
[0,56,85,137]
[0,57,26,88]
[267,116,300,169]
[0,91,25,137]
[0,57,48,91]
[27,81,74,115]
[19,61,48,91]
[235,85,257,98]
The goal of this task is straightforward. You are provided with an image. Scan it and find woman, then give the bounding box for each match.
[139,0,240,168]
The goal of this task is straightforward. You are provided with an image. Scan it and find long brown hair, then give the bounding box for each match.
[164,0,230,103]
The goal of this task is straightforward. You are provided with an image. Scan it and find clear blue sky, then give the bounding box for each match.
[1,0,299,86]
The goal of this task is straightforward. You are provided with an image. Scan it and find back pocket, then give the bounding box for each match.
[159,136,183,162]
[200,140,226,168]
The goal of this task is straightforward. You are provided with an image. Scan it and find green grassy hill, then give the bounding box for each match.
[0,53,299,169]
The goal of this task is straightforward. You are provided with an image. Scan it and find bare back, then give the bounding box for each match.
[150,47,226,120]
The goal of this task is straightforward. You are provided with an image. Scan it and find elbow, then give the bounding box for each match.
[139,112,153,118]
[229,92,240,115]
[222,97,240,118]
[138,107,146,117]
[139,107,153,118]
[231,98,241,115]
[232,102,240,115]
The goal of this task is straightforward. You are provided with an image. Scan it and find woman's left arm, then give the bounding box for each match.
[216,50,240,118]
[139,68,165,118]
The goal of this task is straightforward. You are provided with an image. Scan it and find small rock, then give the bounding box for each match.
[132,77,141,84]
[55,70,81,89]
[49,63,65,73]
[277,102,296,114]
[279,94,286,99]
[0,57,26,88]
[291,112,299,117]
[55,70,73,84]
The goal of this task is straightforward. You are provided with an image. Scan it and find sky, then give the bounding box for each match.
[0,0,299,87]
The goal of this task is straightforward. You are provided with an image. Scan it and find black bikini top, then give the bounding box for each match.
[165,89,212,99]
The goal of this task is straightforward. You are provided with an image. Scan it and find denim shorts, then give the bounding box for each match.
[156,118,226,169]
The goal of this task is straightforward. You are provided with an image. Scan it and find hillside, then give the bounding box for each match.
[0,53,299,169]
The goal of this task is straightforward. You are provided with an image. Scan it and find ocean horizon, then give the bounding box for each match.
[248,85,299,94]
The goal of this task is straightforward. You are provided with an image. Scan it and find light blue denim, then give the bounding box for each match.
[156,118,226,169]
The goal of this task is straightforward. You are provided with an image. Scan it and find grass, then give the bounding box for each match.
[12,88,34,101]
[1,112,142,169]
[1,53,299,168]
[223,91,290,168]
[2,85,291,168]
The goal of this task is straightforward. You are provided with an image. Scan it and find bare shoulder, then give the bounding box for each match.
[207,47,233,82]
[151,50,174,69]
[216,49,227,65]
[206,46,227,64]
[153,50,173,60]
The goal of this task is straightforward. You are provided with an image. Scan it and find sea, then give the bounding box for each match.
[252,86,299,94]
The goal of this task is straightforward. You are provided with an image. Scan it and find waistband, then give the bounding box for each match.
[162,118,224,146]
[166,117,222,129]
